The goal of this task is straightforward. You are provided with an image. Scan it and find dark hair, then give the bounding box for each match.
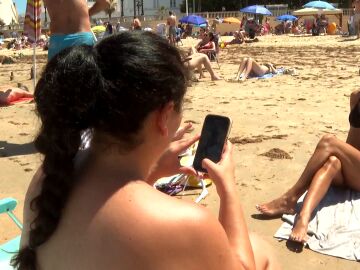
[208,32,215,41]
[11,31,187,270]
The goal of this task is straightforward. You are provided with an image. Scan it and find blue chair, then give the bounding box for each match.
[0,198,22,270]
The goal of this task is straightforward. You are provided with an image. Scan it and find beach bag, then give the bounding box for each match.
[248,28,256,39]
[312,27,319,36]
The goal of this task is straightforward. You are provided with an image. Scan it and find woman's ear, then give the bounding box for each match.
[156,102,175,137]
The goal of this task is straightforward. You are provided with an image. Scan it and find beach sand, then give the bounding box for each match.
[1,35,360,269]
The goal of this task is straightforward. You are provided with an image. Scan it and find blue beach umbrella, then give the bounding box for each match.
[240,5,272,16]
[179,15,207,25]
[276,14,298,22]
[303,1,335,10]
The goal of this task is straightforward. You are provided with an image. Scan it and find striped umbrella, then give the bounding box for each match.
[24,0,42,89]
[24,0,42,43]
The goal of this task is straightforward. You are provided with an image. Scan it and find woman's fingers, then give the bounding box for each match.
[175,134,200,152]
[172,123,193,141]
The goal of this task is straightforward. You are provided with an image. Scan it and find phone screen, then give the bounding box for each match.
[193,115,231,173]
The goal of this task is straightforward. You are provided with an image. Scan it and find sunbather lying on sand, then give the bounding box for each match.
[257,90,360,244]
[13,32,279,270]
[236,57,277,81]
[184,53,221,81]
[0,85,33,104]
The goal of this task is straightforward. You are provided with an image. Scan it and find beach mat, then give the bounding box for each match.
[241,68,285,80]
[274,187,360,261]
[0,97,34,107]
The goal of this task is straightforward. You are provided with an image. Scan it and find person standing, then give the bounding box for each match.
[44,0,110,60]
[353,0,360,38]
[132,17,142,30]
[167,11,177,45]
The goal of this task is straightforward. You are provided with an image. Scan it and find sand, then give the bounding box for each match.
[1,35,360,270]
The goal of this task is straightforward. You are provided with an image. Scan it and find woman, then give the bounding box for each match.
[197,32,216,54]
[257,90,360,244]
[183,53,221,81]
[236,57,277,81]
[12,32,279,270]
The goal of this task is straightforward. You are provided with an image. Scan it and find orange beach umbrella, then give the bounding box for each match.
[223,17,241,24]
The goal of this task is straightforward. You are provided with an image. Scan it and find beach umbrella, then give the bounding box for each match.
[223,17,241,24]
[303,1,335,10]
[276,15,298,22]
[240,5,272,16]
[179,15,207,26]
[293,7,342,16]
[24,0,42,90]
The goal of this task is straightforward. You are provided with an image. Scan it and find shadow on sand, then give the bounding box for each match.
[0,141,37,157]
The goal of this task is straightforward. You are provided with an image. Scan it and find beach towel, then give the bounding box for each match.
[239,68,285,80]
[0,87,34,106]
[274,187,360,261]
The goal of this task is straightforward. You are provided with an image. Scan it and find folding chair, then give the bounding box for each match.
[0,198,22,270]
[206,34,220,68]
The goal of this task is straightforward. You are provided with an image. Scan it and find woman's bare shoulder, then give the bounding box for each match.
[98,183,236,269]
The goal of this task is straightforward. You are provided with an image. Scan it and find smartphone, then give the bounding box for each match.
[193,114,232,173]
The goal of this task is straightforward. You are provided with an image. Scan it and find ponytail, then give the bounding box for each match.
[12,45,102,270]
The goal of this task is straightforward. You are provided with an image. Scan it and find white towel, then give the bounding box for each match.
[274,187,360,261]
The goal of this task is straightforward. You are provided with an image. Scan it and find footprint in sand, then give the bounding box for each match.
[20,163,30,166]
[8,120,20,125]
[260,148,292,160]
[19,133,29,136]
[24,168,33,172]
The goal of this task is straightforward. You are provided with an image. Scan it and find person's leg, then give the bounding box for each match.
[190,46,197,55]
[249,233,281,270]
[290,156,342,243]
[240,57,256,81]
[236,57,249,80]
[188,54,220,80]
[257,134,360,216]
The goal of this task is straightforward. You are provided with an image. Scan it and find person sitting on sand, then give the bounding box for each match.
[197,32,216,54]
[291,20,302,35]
[12,32,279,270]
[235,57,277,81]
[183,53,221,81]
[275,21,285,35]
[257,90,360,243]
[0,85,33,104]
[261,17,271,35]
[223,31,244,47]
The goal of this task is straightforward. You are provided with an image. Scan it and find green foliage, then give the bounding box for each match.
[105,0,117,19]
[157,6,168,19]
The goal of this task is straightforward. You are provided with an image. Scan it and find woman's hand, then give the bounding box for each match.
[201,141,236,197]
[146,131,200,185]
[172,122,193,142]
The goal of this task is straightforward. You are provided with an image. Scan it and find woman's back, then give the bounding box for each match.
[26,160,229,270]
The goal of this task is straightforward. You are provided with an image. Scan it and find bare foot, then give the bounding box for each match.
[256,195,297,217]
[289,215,309,243]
